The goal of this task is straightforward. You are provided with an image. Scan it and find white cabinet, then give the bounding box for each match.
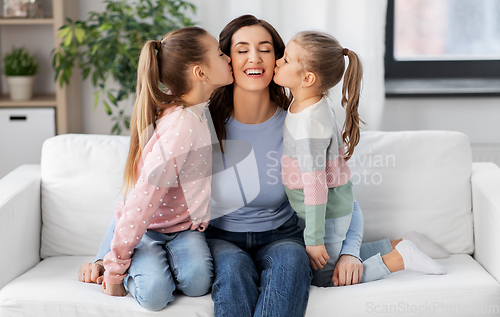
[0,108,55,178]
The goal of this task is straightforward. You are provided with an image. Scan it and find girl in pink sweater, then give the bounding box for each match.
[100,27,232,310]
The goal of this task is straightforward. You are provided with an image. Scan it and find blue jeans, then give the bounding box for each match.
[205,213,312,317]
[359,238,393,283]
[310,213,352,287]
[124,229,213,311]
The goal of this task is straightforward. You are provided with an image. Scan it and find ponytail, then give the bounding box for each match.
[122,27,210,198]
[341,50,364,161]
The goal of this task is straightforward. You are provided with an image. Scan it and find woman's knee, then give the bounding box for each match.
[272,242,310,270]
[263,242,312,286]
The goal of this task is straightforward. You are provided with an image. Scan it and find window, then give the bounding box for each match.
[385,0,500,96]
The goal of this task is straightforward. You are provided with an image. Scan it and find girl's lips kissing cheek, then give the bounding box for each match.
[244,68,265,78]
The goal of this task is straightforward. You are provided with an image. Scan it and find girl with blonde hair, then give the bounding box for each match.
[274,30,447,287]
[84,26,233,311]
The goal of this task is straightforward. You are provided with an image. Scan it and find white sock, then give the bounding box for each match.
[395,240,447,275]
[402,231,450,259]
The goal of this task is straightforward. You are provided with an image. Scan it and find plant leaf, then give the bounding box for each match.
[103,101,112,115]
[58,26,72,39]
[74,27,86,44]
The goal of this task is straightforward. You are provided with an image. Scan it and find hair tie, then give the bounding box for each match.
[156,41,162,50]
[343,48,349,56]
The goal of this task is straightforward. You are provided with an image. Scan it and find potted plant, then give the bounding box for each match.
[2,46,39,101]
[52,0,197,135]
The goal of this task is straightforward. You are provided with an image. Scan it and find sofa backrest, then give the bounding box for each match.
[351,130,473,254]
[40,134,129,259]
[39,130,473,258]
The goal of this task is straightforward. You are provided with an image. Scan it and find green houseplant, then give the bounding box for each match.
[53,0,196,134]
[2,46,39,101]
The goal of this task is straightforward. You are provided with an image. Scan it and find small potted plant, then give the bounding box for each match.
[2,46,39,101]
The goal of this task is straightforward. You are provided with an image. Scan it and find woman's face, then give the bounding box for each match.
[203,34,233,88]
[230,25,275,92]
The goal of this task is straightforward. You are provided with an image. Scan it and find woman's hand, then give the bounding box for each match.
[78,261,105,284]
[306,244,330,270]
[102,281,127,296]
[332,254,363,286]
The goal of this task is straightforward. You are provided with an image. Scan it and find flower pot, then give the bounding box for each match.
[6,76,35,101]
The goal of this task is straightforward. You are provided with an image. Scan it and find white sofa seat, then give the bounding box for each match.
[1,255,499,317]
[1,131,500,317]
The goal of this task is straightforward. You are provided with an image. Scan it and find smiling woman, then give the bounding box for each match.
[209,15,290,142]
[205,15,312,317]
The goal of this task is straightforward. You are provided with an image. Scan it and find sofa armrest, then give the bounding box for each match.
[471,162,500,283]
[0,165,41,290]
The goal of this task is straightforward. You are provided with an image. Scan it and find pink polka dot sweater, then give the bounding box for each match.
[103,103,212,285]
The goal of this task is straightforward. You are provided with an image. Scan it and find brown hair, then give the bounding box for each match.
[209,15,291,152]
[123,26,210,197]
[292,31,364,161]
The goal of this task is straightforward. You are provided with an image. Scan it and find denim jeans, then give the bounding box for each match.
[310,213,352,287]
[205,213,312,317]
[124,229,213,311]
[359,238,393,283]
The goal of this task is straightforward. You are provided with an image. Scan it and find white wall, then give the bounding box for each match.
[383,97,500,144]
[78,0,115,135]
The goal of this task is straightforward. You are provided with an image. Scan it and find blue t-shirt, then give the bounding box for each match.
[209,107,294,232]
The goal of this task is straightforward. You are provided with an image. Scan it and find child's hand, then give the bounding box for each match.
[306,244,330,270]
[102,281,127,296]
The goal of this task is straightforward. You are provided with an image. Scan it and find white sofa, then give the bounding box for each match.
[1,130,500,317]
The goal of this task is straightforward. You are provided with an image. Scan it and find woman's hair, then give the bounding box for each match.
[123,26,210,197]
[292,31,364,161]
[209,15,291,152]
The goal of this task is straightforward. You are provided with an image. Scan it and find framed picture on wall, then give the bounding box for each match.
[3,0,30,18]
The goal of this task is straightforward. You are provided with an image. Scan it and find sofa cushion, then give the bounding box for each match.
[40,134,129,258]
[0,256,214,317]
[1,255,499,317]
[39,131,473,257]
[352,130,473,254]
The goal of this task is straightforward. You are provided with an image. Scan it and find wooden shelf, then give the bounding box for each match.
[0,94,57,107]
[0,18,54,25]
[0,0,81,134]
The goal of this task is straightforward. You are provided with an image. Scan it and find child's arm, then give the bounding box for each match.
[332,202,364,286]
[294,119,330,247]
[291,118,332,269]
[339,201,364,260]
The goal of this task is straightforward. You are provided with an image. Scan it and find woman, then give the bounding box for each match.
[204,15,311,317]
